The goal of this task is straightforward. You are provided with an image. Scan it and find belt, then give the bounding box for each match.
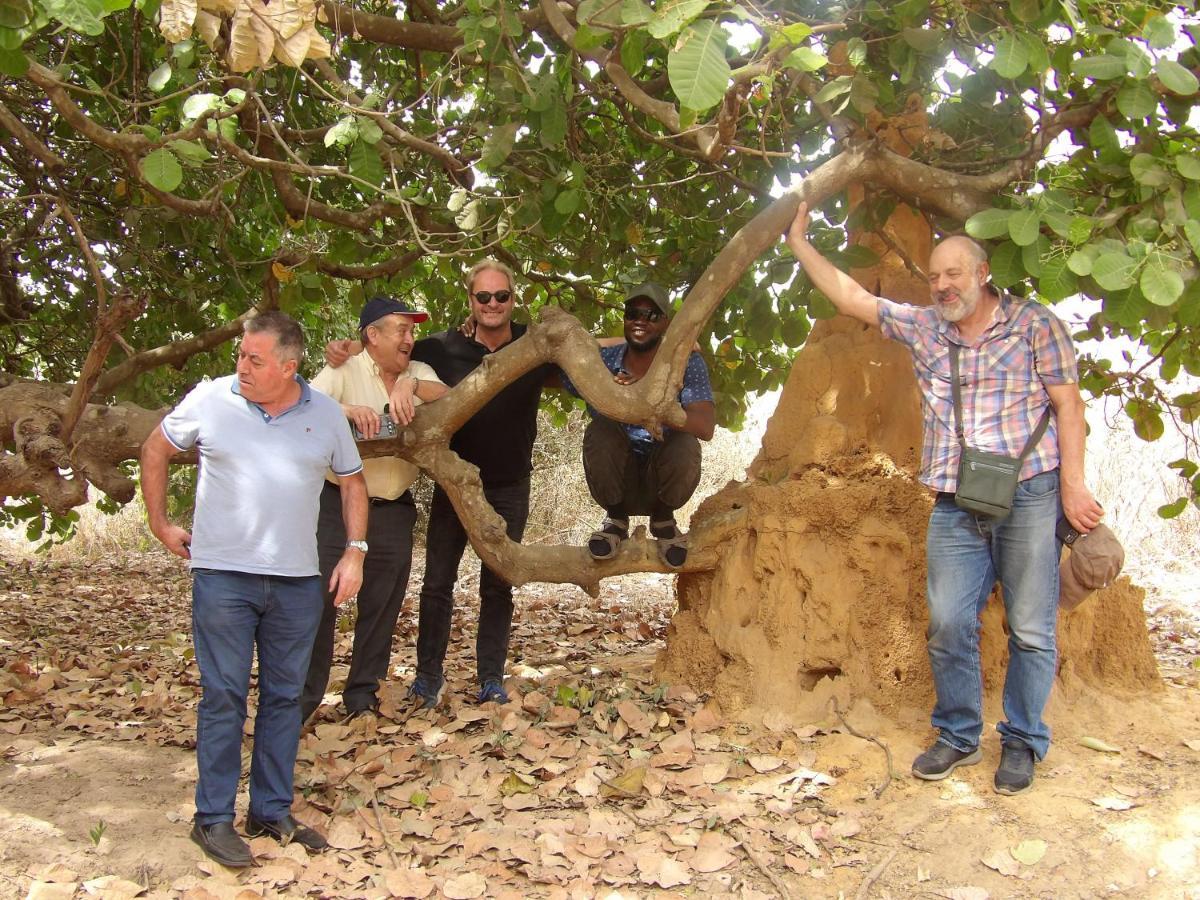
[324,481,413,506]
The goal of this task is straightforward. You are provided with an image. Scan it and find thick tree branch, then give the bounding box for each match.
[0,100,67,171]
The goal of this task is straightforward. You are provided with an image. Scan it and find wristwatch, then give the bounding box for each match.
[346,540,368,553]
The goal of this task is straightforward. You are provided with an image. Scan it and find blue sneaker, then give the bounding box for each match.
[406,673,445,709]
[477,678,509,705]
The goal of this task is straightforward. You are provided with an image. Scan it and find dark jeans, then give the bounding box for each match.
[191,569,323,825]
[416,478,530,684]
[301,482,417,719]
[582,416,702,517]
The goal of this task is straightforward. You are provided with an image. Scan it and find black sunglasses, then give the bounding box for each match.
[473,290,513,305]
[624,305,664,322]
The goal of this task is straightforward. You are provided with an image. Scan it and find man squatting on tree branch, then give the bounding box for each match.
[140,311,367,867]
[784,202,1104,797]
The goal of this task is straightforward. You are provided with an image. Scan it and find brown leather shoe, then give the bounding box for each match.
[245,814,328,851]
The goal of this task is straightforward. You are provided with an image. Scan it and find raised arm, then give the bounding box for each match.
[785,202,881,327]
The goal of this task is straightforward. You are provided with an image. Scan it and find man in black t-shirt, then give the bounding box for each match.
[326,259,552,707]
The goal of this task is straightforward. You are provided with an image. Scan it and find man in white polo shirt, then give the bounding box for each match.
[302,296,448,721]
[140,311,367,867]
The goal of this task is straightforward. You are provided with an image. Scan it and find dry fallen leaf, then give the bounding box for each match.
[325,817,365,850]
[1079,736,1122,753]
[1010,839,1046,866]
[383,868,434,899]
[600,764,648,798]
[944,887,989,900]
[442,872,487,899]
[1183,739,1200,752]
[981,849,1020,877]
[636,851,692,888]
[691,831,737,872]
[1092,796,1135,811]
[747,754,784,773]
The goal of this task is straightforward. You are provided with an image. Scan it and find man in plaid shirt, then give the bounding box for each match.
[786,201,1103,796]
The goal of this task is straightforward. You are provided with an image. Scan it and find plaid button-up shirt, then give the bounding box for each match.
[876,291,1078,492]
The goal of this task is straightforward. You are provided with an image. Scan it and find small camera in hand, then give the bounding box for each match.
[353,405,398,441]
[1055,517,1080,546]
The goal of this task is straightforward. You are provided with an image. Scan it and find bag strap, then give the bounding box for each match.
[949,343,1051,462]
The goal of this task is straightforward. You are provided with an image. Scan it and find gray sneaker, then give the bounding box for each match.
[994,743,1036,795]
[912,741,983,780]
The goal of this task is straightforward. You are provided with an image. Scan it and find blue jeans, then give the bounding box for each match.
[192,569,323,825]
[925,469,1061,760]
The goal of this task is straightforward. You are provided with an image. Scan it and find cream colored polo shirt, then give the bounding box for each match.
[311,352,443,499]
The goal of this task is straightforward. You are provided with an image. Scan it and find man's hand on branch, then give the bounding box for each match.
[388,377,418,426]
[325,339,361,368]
[613,368,639,386]
[785,201,812,258]
[343,404,380,439]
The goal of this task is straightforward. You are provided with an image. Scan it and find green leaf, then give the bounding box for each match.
[1067,249,1093,276]
[0,27,25,49]
[1129,402,1165,442]
[1116,81,1157,119]
[1091,252,1138,291]
[1038,254,1078,302]
[479,121,519,170]
[620,26,647,74]
[1022,235,1049,277]
[1072,54,1127,80]
[139,148,182,192]
[1156,59,1199,96]
[1183,220,1200,259]
[990,30,1029,80]
[147,61,171,92]
[1140,256,1185,306]
[182,92,220,121]
[784,47,826,72]
[0,46,27,75]
[1176,155,1200,181]
[1157,497,1188,519]
[43,0,106,35]
[348,139,384,187]
[814,75,853,103]
[1089,116,1120,155]
[0,0,33,29]
[1068,216,1093,245]
[769,21,812,47]
[166,138,211,164]
[620,0,652,26]
[901,27,941,52]
[646,0,707,40]
[355,116,384,145]
[1143,15,1177,50]
[989,241,1025,288]
[965,208,1012,240]
[667,20,731,112]
[554,188,581,215]
[1129,153,1169,188]
[1008,208,1041,246]
[576,0,621,30]
[1011,0,1040,22]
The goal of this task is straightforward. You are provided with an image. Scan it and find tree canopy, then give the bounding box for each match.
[2,0,1199,547]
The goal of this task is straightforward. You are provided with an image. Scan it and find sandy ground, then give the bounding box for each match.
[2,552,1200,899]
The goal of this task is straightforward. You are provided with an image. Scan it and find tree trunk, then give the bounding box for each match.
[656,115,1160,721]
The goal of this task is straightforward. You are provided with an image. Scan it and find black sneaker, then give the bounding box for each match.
[406,673,446,709]
[190,820,252,868]
[246,814,328,851]
[994,743,1036,795]
[911,741,983,780]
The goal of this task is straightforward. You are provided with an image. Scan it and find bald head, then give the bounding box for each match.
[928,236,991,324]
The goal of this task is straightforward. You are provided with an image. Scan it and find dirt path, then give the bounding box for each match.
[2,553,1199,899]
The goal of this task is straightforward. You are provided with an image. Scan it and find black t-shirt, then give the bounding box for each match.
[413,323,555,486]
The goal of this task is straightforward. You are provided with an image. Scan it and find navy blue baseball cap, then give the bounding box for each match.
[359,296,430,329]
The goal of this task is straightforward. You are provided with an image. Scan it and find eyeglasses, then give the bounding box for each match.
[472,290,513,305]
[624,305,664,322]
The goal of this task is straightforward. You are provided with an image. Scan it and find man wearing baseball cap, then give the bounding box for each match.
[301,296,448,721]
[562,281,715,567]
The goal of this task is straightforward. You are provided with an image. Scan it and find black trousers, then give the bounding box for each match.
[301,482,416,719]
[582,416,702,517]
[415,478,530,685]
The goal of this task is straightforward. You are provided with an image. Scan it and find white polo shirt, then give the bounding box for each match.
[160,374,362,576]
